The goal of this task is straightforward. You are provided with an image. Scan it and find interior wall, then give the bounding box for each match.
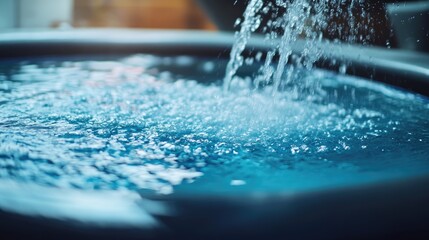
[0,0,214,30]
[73,0,216,30]
[0,0,15,29]
[18,0,73,28]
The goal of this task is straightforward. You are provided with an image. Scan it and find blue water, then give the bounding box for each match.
[1,55,429,195]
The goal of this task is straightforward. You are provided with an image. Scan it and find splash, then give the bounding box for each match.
[224,0,369,93]
[1,55,429,194]
[224,0,264,92]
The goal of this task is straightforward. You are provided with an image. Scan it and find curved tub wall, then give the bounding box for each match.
[1,29,428,95]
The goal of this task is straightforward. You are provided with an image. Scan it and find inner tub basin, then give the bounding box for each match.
[1,30,429,240]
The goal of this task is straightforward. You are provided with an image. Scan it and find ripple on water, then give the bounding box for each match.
[0,55,429,195]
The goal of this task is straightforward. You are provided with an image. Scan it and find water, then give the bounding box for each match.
[1,55,429,195]
[225,0,369,92]
[224,0,264,92]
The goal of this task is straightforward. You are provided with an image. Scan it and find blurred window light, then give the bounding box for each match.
[0,0,215,30]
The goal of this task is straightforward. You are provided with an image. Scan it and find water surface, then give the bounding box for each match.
[1,55,428,195]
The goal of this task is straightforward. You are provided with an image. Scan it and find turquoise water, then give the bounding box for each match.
[1,55,429,195]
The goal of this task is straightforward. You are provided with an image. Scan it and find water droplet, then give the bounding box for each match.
[231,180,246,186]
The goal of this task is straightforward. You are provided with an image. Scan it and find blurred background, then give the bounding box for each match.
[0,0,216,30]
[0,0,427,51]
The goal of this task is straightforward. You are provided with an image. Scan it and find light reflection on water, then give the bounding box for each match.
[0,179,160,226]
[0,54,429,197]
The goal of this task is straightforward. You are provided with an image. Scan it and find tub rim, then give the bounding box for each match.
[1,29,428,95]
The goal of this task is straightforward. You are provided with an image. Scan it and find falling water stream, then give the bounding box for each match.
[224,0,368,93]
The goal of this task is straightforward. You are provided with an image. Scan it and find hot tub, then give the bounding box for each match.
[0,29,429,240]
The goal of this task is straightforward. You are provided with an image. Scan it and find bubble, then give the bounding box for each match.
[1,55,429,194]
